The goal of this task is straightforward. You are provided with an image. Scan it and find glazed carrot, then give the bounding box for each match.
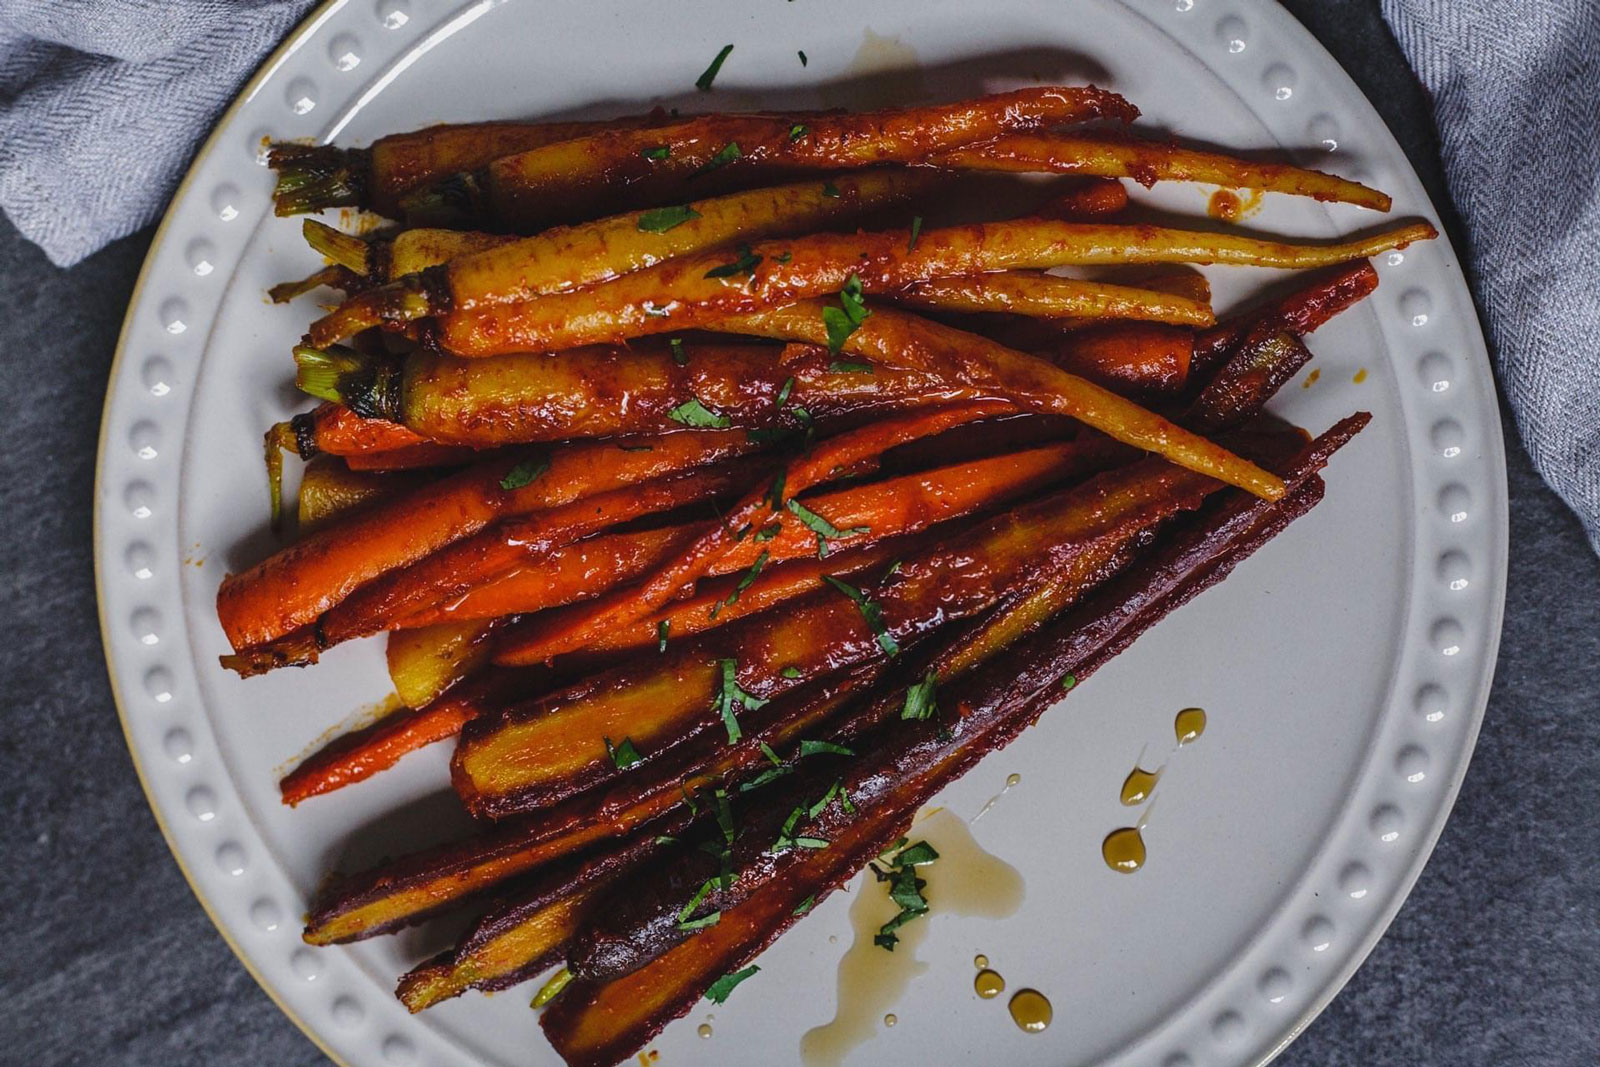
[296,339,971,448]
[935,131,1393,211]
[267,112,671,216]
[295,457,425,534]
[485,438,1111,658]
[464,449,1226,818]
[279,676,499,806]
[428,217,1436,356]
[386,619,498,710]
[1047,322,1194,397]
[292,402,429,456]
[425,87,1136,229]
[311,172,929,341]
[320,458,774,647]
[217,430,760,661]
[1193,260,1380,374]
[891,270,1213,325]
[491,402,1013,670]
[718,301,1287,500]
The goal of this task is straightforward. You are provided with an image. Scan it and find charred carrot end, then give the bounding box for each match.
[263,422,299,534]
[306,275,435,347]
[268,143,368,216]
[268,265,356,304]
[293,345,403,421]
[302,219,374,274]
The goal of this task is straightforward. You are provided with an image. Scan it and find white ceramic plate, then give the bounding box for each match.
[96,1,1507,1065]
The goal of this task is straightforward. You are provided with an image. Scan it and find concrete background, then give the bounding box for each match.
[0,2,1594,1063]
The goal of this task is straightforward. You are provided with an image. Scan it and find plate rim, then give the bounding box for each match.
[92,2,1510,1065]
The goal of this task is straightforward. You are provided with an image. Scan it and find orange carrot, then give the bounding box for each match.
[491,402,1015,667]
[218,430,760,660]
[342,442,478,470]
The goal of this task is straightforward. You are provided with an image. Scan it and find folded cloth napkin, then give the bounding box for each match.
[1,2,1596,548]
[0,0,312,266]
[1380,0,1600,551]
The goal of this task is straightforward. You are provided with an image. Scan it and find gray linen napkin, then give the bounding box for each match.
[1381,0,1600,552]
[1,0,1595,546]
[0,0,312,266]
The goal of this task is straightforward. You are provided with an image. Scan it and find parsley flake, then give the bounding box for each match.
[901,670,937,721]
[669,337,688,365]
[703,242,761,278]
[668,396,731,428]
[821,181,841,198]
[827,359,874,373]
[792,895,816,916]
[780,666,802,679]
[636,204,701,232]
[499,455,549,490]
[786,498,867,557]
[797,50,808,67]
[822,273,871,354]
[641,145,670,160]
[691,141,742,178]
[1061,673,1077,690]
[657,619,670,652]
[726,549,770,606]
[604,736,642,769]
[907,214,924,252]
[705,964,760,1004]
[789,123,809,141]
[695,44,734,92]
[714,658,769,743]
[799,739,854,758]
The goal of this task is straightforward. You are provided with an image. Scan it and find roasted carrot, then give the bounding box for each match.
[423,218,1433,357]
[935,131,1392,211]
[490,403,1013,670]
[418,87,1136,229]
[481,437,1113,655]
[1192,259,1381,374]
[320,457,774,648]
[1046,322,1194,397]
[385,619,498,710]
[295,339,972,448]
[290,402,429,457]
[1033,176,1131,219]
[719,301,1287,500]
[891,270,1213,324]
[312,172,929,341]
[294,456,425,534]
[462,447,1230,819]
[341,442,477,470]
[267,112,672,216]
[218,430,760,662]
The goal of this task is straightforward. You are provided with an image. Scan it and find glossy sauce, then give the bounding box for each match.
[1119,766,1161,805]
[975,969,1006,999]
[1353,367,1369,384]
[1302,367,1321,389]
[1207,188,1263,221]
[1008,989,1054,1033]
[697,1023,713,1039]
[801,809,1024,1066]
[1175,707,1207,745]
[1101,826,1147,873]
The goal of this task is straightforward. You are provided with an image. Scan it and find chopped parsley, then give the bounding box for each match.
[668,396,731,428]
[792,895,816,916]
[695,44,734,91]
[705,964,760,1004]
[799,739,854,758]
[828,359,874,373]
[775,250,793,264]
[776,376,795,407]
[780,666,802,679]
[499,454,549,491]
[1061,673,1078,690]
[822,574,898,655]
[785,497,867,557]
[703,242,761,278]
[725,549,770,605]
[794,836,830,849]
[657,619,670,652]
[739,764,792,793]
[901,670,937,721]
[808,780,841,819]
[617,443,655,452]
[691,141,742,178]
[822,273,871,354]
[760,742,782,766]
[870,840,940,950]
[653,834,678,846]
[679,911,721,931]
[604,736,642,769]
[907,214,924,252]
[753,522,781,543]
[713,658,769,743]
[797,50,808,67]
[636,204,701,232]
[669,337,688,365]
[641,145,670,160]
[789,123,809,141]
[766,470,788,511]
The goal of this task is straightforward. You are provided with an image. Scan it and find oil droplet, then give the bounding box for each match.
[1175,707,1207,745]
[1120,766,1161,806]
[1208,189,1242,221]
[1005,773,1021,787]
[697,1023,713,1039]
[1353,367,1369,384]
[801,809,1024,1066]
[883,1014,897,1027]
[1102,826,1147,873]
[973,954,988,969]
[1302,367,1321,389]
[975,969,1006,999]
[1008,989,1053,1033]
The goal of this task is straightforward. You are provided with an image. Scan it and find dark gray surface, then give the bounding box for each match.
[0,3,1594,1065]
